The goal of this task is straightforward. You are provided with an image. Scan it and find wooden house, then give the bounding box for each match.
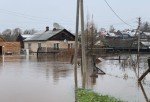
[0,36,5,55]
[0,36,21,55]
[24,27,75,53]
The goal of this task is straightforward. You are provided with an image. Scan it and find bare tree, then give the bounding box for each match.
[11,28,23,41]
[2,29,12,41]
[23,29,37,34]
[12,28,22,35]
[2,29,12,35]
[140,22,150,32]
[85,20,98,49]
[109,25,115,33]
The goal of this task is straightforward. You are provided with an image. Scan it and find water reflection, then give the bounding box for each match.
[1,54,150,102]
[82,54,150,102]
[138,82,150,102]
[37,53,74,83]
[0,54,75,102]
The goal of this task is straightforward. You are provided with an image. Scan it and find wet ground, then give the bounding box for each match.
[0,54,150,102]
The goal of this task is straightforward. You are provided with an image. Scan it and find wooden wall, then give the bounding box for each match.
[0,42,21,55]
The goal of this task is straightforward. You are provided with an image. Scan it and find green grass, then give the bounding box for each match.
[77,89,123,102]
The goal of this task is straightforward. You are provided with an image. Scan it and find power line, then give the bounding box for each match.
[103,0,133,27]
[0,8,73,24]
[0,9,50,22]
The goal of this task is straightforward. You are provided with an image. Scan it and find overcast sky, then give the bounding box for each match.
[0,0,150,32]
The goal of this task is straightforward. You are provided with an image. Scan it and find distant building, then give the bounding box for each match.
[0,36,5,55]
[1,33,24,49]
[0,36,21,55]
[24,27,75,53]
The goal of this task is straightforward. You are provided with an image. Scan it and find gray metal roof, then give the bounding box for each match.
[24,29,63,41]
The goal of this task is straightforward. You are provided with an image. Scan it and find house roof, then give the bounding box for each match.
[141,42,150,46]
[143,32,150,36]
[24,29,64,41]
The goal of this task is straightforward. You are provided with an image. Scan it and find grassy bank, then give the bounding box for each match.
[77,89,123,102]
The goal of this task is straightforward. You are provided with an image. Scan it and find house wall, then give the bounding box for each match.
[24,41,47,52]
[24,41,75,52]
[0,42,21,55]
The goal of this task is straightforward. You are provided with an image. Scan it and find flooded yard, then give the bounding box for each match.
[0,54,150,102]
[0,55,75,102]
[92,54,150,102]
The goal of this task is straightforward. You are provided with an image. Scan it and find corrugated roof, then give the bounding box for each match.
[24,29,63,41]
[144,32,150,36]
[141,42,150,46]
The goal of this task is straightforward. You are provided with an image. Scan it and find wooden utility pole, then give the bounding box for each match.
[74,1,80,101]
[137,17,141,78]
[74,0,87,89]
[137,17,141,53]
[74,0,80,89]
[80,0,87,89]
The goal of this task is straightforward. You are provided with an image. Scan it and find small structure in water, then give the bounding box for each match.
[90,55,105,78]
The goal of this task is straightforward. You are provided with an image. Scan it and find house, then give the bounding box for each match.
[0,36,5,55]
[1,32,24,49]
[0,36,21,55]
[24,26,75,53]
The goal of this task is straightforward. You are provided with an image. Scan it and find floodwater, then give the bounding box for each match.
[87,54,150,102]
[0,53,150,102]
[0,55,75,102]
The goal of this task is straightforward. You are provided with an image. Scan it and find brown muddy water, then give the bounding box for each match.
[0,54,150,102]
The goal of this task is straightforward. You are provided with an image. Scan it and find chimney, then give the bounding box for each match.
[45,26,49,32]
[53,28,57,31]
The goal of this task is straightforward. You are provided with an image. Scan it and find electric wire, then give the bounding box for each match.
[0,8,73,24]
[103,0,133,27]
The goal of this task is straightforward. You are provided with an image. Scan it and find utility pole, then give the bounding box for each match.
[74,1,80,101]
[74,0,80,89]
[137,17,141,78]
[137,17,141,53]
[74,0,87,89]
[80,0,87,89]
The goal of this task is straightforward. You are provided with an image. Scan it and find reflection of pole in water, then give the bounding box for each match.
[139,82,149,102]
[137,54,140,79]
[138,58,150,82]
[119,55,121,63]
[91,76,97,86]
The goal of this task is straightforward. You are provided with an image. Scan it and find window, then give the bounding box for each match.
[54,43,59,50]
[68,43,73,49]
[38,43,41,48]
[28,43,31,49]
